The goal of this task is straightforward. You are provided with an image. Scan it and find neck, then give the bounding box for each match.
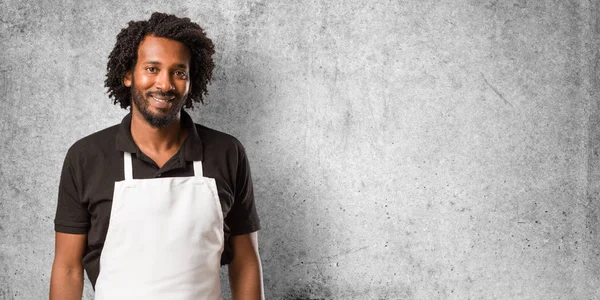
[130,109,187,154]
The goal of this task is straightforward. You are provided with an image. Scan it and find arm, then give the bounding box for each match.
[228,232,264,300]
[49,232,87,300]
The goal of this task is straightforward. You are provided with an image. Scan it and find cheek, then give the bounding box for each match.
[133,72,153,88]
[177,81,190,94]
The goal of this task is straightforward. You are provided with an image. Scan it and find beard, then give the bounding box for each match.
[131,85,186,128]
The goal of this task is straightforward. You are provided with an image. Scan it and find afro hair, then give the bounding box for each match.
[105,12,215,109]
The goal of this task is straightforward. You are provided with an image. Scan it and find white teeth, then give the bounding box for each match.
[152,96,173,102]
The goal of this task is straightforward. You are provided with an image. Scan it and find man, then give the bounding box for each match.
[49,12,263,300]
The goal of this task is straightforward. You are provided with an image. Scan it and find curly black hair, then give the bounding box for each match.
[105,12,215,109]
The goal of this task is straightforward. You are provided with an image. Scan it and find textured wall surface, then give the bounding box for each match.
[1,0,598,299]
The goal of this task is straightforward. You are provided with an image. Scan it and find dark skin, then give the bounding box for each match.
[124,35,191,167]
[49,233,86,300]
[50,35,263,300]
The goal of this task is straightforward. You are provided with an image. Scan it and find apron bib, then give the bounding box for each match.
[95,152,224,300]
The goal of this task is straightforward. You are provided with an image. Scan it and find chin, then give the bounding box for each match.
[138,105,180,128]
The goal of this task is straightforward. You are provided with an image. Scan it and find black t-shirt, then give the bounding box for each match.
[54,110,260,287]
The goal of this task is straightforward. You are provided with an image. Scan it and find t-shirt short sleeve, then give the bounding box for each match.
[54,150,90,234]
[225,141,261,236]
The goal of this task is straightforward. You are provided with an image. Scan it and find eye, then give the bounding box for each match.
[145,67,157,73]
[174,71,188,78]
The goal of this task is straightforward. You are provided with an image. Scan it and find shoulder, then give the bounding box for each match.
[195,123,247,156]
[65,124,120,165]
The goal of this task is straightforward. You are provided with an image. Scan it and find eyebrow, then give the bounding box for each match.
[143,61,188,69]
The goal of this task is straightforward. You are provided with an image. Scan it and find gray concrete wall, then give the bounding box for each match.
[1,0,598,299]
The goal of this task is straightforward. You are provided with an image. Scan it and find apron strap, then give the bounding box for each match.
[123,152,133,180]
[123,152,201,179]
[193,161,203,178]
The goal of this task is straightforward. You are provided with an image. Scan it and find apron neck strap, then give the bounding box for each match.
[123,152,203,179]
[123,152,133,180]
[193,161,203,178]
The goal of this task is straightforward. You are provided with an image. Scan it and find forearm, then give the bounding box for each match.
[228,257,264,300]
[49,264,84,300]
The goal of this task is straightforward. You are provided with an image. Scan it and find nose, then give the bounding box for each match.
[155,70,174,92]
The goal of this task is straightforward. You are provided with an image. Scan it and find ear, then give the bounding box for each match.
[123,71,132,87]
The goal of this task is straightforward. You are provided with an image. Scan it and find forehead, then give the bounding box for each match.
[136,35,191,67]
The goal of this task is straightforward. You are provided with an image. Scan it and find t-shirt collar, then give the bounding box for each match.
[115,110,203,162]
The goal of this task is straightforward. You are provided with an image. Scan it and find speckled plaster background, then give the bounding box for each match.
[1,0,599,299]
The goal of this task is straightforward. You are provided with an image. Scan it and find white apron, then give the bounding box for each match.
[95,152,224,300]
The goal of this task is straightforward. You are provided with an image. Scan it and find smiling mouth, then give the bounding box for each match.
[151,95,175,102]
